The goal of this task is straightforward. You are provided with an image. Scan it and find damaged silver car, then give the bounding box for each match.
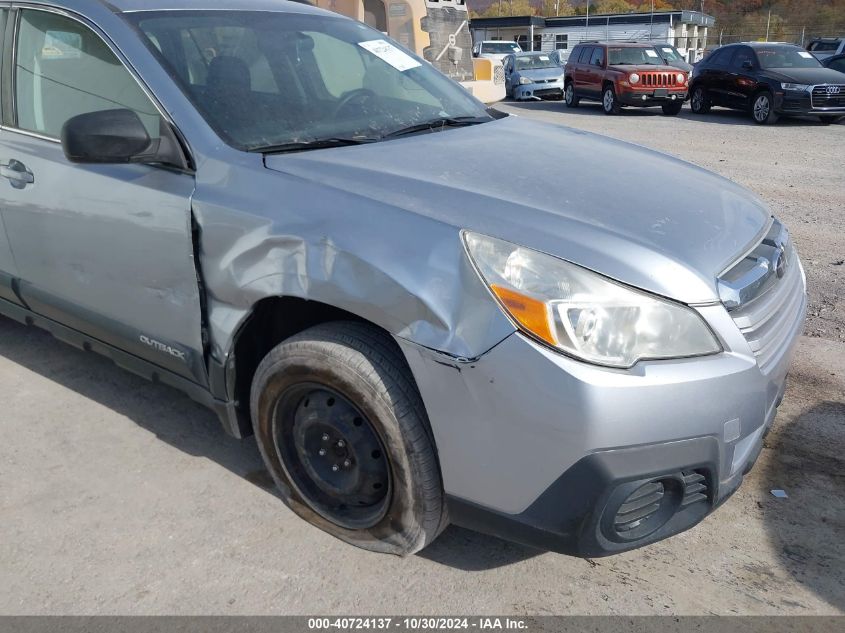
[0,0,806,556]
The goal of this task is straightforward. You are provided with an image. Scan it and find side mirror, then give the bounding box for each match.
[742,60,754,70]
[61,108,187,169]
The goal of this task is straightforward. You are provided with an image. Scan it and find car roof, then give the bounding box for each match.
[513,51,551,57]
[575,41,656,48]
[106,0,322,14]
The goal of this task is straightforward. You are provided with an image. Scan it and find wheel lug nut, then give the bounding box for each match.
[332,464,339,472]
[337,440,346,448]
[343,459,351,467]
[318,448,326,456]
[322,434,329,441]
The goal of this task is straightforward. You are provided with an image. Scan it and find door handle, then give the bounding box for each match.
[0,159,35,187]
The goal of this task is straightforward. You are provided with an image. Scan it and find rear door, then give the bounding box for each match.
[0,6,207,384]
[585,45,605,98]
[572,46,593,95]
[701,47,735,106]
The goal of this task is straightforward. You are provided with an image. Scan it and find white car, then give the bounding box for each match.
[472,40,522,64]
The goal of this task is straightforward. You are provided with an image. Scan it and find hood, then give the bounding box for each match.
[264,117,770,304]
[515,67,563,81]
[762,66,845,84]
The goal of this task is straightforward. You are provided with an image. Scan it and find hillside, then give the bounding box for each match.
[467,1,845,43]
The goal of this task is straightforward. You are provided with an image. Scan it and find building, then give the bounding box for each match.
[470,10,715,63]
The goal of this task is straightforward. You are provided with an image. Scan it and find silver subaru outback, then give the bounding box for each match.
[0,0,806,556]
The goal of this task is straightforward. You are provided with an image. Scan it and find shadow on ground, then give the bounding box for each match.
[0,315,540,571]
[758,397,845,612]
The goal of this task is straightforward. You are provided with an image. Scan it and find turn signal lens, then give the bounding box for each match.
[490,285,556,346]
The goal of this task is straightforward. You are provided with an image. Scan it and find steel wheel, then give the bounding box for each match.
[272,383,391,529]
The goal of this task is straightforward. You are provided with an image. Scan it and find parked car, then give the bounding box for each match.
[689,42,845,124]
[564,41,688,115]
[0,0,806,557]
[822,53,845,74]
[504,52,564,100]
[549,48,571,68]
[653,43,693,72]
[472,40,522,63]
[807,37,845,60]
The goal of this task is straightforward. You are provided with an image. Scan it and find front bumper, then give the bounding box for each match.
[514,80,564,100]
[399,287,805,556]
[619,89,687,106]
[775,90,845,116]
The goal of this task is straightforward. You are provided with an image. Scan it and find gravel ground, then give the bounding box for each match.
[495,101,845,342]
[1,103,843,616]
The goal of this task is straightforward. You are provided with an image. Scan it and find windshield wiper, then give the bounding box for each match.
[382,116,490,139]
[253,136,380,154]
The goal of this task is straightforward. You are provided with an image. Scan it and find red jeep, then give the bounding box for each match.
[564,41,688,115]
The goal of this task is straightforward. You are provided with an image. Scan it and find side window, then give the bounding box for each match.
[708,47,732,66]
[731,47,755,70]
[590,47,605,67]
[578,46,593,64]
[15,10,162,139]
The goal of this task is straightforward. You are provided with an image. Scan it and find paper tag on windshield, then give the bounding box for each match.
[645,49,659,58]
[798,51,814,58]
[359,39,421,71]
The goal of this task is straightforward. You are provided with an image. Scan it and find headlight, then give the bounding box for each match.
[463,232,721,368]
[677,73,686,84]
[519,76,533,85]
[780,82,809,91]
[629,73,640,84]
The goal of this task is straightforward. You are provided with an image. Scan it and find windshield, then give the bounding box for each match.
[608,46,664,65]
[127,11,490,151]
[484,42,521,54]
[514,54,557,70]
[656,45,683,62]
[756,46,823,69]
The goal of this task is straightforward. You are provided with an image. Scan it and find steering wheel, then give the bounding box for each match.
[333,88,377,118]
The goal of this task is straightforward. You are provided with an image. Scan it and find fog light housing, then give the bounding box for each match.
[642,95,648,101]
[602,477,684,542]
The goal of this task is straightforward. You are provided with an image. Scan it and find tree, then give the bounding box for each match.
[541,0,575,16]
[595,0,635,13]
[478,0,537,17]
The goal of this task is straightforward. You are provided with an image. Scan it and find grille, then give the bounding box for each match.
[811,85,845,108]
[729,247,805,372]
[641,72,679,87]
[681,471,708,508]
[493,65,505,85]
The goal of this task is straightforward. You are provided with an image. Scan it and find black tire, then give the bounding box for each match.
[751,90,778,125]
[250,321,446,556]
[602,85,621,115]
[662,101,683,115]
[564,81,579,107]
[690,86,711,114]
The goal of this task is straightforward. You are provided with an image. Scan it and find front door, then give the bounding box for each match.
[0,7,206,384]
[727,46,758,110]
